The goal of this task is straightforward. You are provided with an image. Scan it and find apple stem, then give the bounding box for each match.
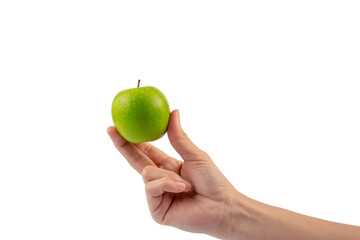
[137,79,141,88]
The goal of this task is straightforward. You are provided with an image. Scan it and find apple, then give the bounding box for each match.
[111,80,170,144]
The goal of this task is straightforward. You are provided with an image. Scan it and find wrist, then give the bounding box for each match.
[219,190,360,240]
[221,191,259,240]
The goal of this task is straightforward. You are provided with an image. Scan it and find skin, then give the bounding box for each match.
[107,109,360,240]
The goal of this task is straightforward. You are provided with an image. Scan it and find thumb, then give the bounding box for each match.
[167,109,208,161]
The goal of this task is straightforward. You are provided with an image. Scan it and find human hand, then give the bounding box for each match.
[107,109,239,238]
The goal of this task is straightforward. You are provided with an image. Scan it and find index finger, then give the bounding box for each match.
[107,126,156,173]
[135,142,182,173]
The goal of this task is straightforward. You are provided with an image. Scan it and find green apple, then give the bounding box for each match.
[111,81,170,144]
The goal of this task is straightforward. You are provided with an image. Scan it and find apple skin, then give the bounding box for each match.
[111,86,170,144]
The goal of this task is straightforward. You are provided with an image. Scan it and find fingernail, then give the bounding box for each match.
[175,182,186,189]
[177,109,181,126]
[182,181,192,191]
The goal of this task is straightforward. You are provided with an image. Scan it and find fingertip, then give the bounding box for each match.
[167,109,181,140]
[173,109,180,124]
[107,126,127,146]
[174,182,186,191]
[183,181,192,192]
[167,109,206,161]
[107,126,114,134]
[170,109,180,120]
[107,126,118,137]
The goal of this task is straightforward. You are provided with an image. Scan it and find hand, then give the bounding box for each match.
[108,109,360,240]
[107,109,238,238]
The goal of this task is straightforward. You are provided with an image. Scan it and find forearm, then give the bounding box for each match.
[223,192,360,240]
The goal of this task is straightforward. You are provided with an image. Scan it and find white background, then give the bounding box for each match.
[1,1,359,239]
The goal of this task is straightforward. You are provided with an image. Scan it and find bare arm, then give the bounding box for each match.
[108,109,360,240]
[225,193,360,240]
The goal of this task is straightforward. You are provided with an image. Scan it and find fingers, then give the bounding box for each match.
[145,178,186,197]
[135,142,169,165]
[142,166,191,219]
[167,109,210,161]
[107,126,156,174]
[144,177,185,221]
[141,166,191,190]
[135,142,182,173]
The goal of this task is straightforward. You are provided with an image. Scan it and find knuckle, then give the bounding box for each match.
[200,150,210,158]
[192,150,209,160]
[141,165,153,180]
[169,171,181,181]
[142,143,152,154]
[171,130,188,143]
[180,131,189,141]
[144,182,151,192]
[151,213,166,225]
